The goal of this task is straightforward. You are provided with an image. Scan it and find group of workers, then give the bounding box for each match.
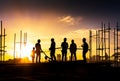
[31,37,89,63]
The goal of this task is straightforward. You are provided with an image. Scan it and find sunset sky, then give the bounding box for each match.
[0,0,120,62]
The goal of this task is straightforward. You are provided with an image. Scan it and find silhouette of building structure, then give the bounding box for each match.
[97,22,110,61]
[14,30,27,60]
[114,22,120,62]
[89,22,111,62]
[0,21,7,62]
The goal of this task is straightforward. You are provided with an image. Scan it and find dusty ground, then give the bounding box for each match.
[0,61,120,81]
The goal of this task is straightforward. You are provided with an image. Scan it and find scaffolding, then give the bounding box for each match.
[13,30,27,60]
[89,30,96,61]
[89,29,98,62]
[96,22,111,61]
[0,21,7,62]
[90,22,111,62]
[114,22,120,62]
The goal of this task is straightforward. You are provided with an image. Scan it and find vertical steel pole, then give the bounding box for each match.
[1,21,2,61]
[14,33,16,60]
[3,28,5,61]
[104,24,106,61]
[89,30,92,62]
[108,22,110,61]
[20,30,22,59]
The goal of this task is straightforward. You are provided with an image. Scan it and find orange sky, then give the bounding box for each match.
[2,16,89,61]
[0,13,116,62]
[0,0,119,62]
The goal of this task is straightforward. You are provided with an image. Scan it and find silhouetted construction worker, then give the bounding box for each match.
[81,38,88,63]
[49,38,56,61]
[31,47,35,63]
[35,39,43,63]
[61,38,68,62]
[70,39,77,61]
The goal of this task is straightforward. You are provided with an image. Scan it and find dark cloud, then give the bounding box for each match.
[0,0,120,14]
[0,0,120,23]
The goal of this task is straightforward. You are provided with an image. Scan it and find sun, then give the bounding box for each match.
[17,42,48,63]
[20,43,34,62]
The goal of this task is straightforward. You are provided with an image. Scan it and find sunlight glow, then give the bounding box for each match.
[3,13,115,62]
[21,45,32,60]
[15,43,33,62]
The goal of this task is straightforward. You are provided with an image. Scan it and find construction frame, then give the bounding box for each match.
[89,22,111,62]
[0,21,7,62]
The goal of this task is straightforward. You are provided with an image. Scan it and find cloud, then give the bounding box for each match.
[58,15,83,25]
[59,16,74,25]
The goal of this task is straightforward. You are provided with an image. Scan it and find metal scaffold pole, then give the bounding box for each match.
[108,22,111,61]
[114,22,120,63]
[14,33,16,60]
[96,22,111,62]
[3,28,6,61]
[89,30,92,62]
[20,30,22,59]
[0,21,2,61]
[90,22,111,63]
[14,30,27,60]
[89,29,98,62]
[0,20,7,62]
